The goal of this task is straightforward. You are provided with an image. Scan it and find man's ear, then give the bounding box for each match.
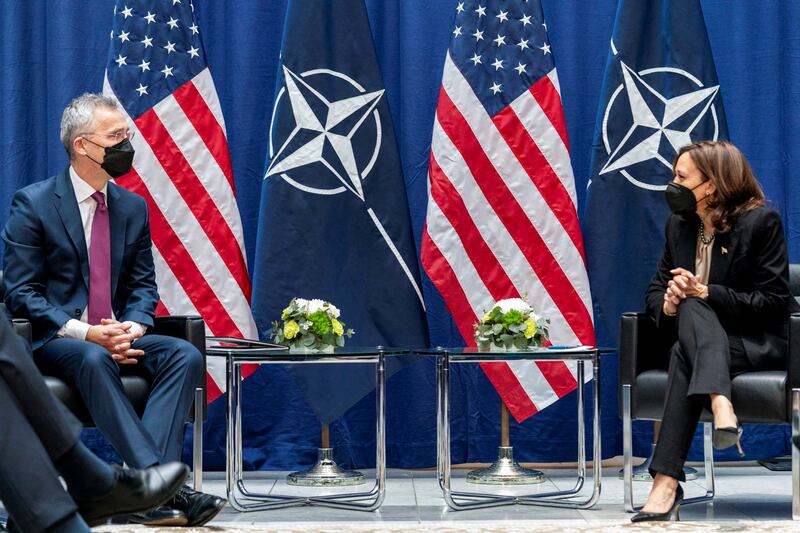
[73,136,87,157]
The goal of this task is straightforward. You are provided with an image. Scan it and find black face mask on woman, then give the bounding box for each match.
[664,181,706,216]
[83,137,135,178]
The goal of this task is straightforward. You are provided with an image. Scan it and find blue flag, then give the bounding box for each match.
[252,0,428,425]
[583,0,728,345]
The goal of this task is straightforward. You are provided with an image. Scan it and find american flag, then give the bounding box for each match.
[421,0,595,422]
[104,0,257,402]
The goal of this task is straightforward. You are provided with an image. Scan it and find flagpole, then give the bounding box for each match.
[500,403,510,448]
[321,423,330,449]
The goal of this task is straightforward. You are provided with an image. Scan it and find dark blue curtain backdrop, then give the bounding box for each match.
[1,1,798,470]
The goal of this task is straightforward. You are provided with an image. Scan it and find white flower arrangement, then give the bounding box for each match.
[474,297,550,350]
[271,298,353,350]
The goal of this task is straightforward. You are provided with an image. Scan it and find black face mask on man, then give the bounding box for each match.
[664,181,706,216]
[82,137,135,178]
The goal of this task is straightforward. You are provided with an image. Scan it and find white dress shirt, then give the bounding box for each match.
[57,167,146,340]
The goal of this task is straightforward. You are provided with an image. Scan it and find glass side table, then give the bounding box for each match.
[419,346,604,510]
[206,341,411,512]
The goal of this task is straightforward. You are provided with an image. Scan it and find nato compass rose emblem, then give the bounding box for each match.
[599,44,722,191]
[265,65,425,307]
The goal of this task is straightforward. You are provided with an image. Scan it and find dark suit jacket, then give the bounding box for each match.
[645,206,800,369]
[1,167,158,350]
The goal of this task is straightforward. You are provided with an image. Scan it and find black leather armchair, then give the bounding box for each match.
[1,276,207,491]
[619,264,800,517]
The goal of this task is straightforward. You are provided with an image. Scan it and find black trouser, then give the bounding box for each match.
[0,318,82,532]
[649,298,753,481]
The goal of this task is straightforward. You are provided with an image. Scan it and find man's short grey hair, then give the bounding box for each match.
[60,93,120,159]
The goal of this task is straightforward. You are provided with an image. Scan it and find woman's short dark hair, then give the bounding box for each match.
[673,140,765,232]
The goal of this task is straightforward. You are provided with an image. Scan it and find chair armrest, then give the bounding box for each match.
[789,313,800,391]
[620,310,674,382]
[151,315,207,420]
[619,312,649,386]
[11,318,32,345]
[152,315,206,352]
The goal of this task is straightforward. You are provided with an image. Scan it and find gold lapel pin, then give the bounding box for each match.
[721,247,728,254]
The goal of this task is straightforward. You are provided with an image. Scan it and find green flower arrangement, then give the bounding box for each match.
[271,298,354,351]
[474,298,550,350]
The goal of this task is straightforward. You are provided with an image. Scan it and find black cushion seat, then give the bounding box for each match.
[632,369,788,424]
[44,375,151,425]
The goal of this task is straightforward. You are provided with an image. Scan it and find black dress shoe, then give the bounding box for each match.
[631,484,683,522]
[169,486,227,527]
[128,505,188,526]
[74,462,189,526]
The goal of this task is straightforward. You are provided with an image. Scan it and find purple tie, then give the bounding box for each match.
[88,191,112,325]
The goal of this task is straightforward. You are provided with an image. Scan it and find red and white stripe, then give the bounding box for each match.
[421,52,595,422]
[104,69,258,403]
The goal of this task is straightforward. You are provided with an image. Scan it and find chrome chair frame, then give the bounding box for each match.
[621,384,715,512]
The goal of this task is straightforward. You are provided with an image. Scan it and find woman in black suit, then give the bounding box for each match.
[633,140,799,522]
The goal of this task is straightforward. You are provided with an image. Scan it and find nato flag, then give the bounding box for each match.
[251,0,428,425]
[583,0,728,350]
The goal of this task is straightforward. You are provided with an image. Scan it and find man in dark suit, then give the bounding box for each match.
[0,315,189,533]
[2,93,225,527]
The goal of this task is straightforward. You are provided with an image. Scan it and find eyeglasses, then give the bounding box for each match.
[81,130,136,143]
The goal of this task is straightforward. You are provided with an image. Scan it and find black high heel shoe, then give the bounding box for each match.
[631,484,683,522]
[713,425,744,457]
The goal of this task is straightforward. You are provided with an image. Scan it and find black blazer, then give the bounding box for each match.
[645,206,800,369]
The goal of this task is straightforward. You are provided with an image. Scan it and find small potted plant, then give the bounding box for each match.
[474,298,549,350]
[272,298,354,352]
